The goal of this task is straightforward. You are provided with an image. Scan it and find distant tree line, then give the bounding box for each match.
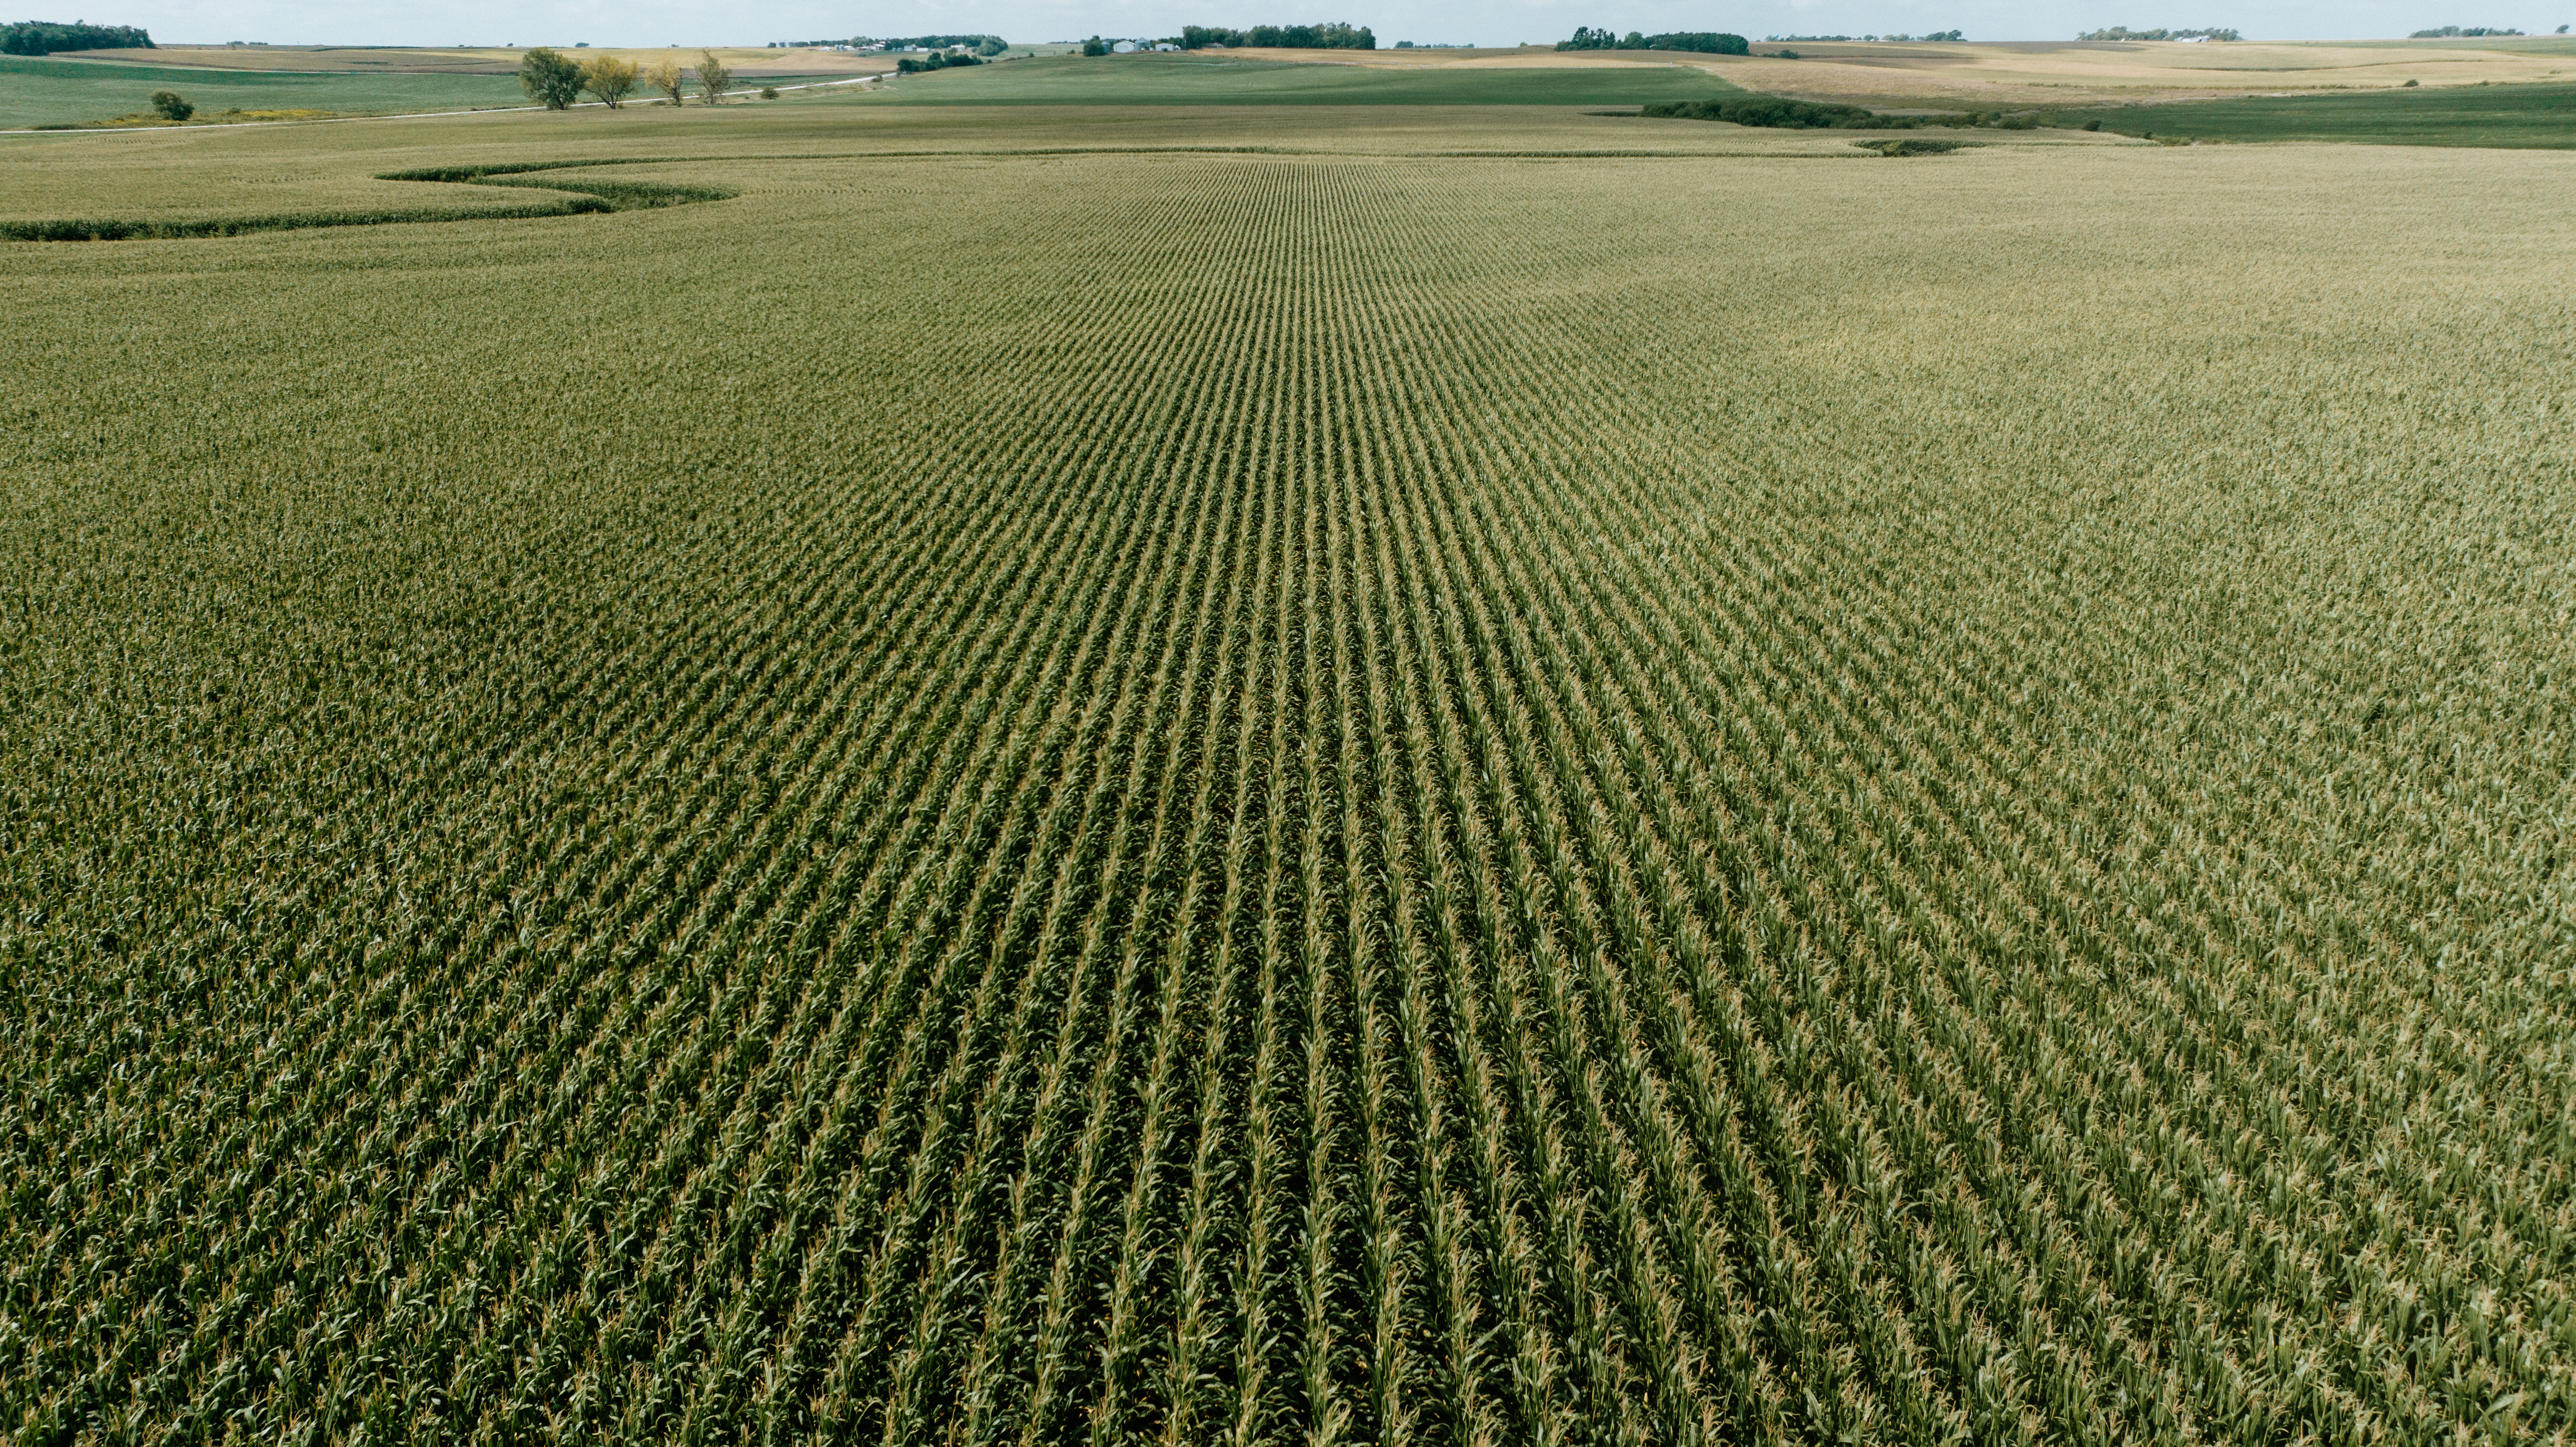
[897,49,984,71]
[883,33,1008,52]
[773,34,1009,53]
[1180,22,1375,49]
[1559,27,1750,53]
[2077,26,2243,39]
[1,20,152,54]
[2408,24,2524,34]
[1763,30,1964,40]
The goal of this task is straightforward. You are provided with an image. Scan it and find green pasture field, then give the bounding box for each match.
[0,54,533,128]
[2048,78,2576,147]
[6,102,2575,1445]
[863,51,1743,104]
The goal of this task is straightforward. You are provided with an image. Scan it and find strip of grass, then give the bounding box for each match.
[862,52,1740,105]
[2046,80,2576,148]
[1,159,734,241]
[382,160,736,212]
[0,198,602,240]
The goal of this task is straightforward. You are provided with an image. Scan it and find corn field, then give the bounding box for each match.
[4,115,2574,1444]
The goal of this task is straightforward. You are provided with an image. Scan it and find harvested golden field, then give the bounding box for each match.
[1241,38,2576,106]
[4,102,2573,1444]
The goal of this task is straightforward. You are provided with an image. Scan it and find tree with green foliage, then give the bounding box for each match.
[519,47,584,109]
[148,89,192,121]
[897,49,984,71]
[582,53,637,107]
[1082,36,1110,55]
[697,50,731,103]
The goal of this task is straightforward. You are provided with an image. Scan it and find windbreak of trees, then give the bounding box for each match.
[1644,97,1882,126]
[517,49,674,109]
[774,34,1009,54]
[1559,27,1749,53]
[1180,22,1375,48]
[1,20,152,54]
[1642,96,2043,128]
[897,49,984,70]
[2078,25,2243,39]
[2408,24,2523,34]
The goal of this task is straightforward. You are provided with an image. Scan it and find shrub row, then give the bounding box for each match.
[1641,98,2049,129]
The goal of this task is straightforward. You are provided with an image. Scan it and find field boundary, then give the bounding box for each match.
[4,138,2080,240]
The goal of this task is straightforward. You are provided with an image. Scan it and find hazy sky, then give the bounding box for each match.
[115,0,2576,49]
